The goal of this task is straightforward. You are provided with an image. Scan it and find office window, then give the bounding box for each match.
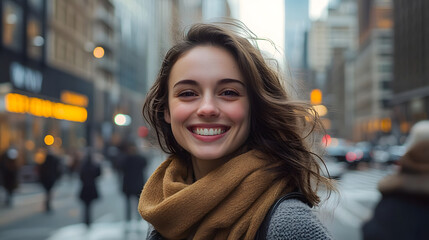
[2,0,23,52]
[27,15,43,60]
[380,80,390,90]
[55,35,66,61]
[28,0,43,13]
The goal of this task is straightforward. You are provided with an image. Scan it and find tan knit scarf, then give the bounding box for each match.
[138,150,289,240]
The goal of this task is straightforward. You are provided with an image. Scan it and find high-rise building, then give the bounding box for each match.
[354,0,393,141]
[284,0,309,71]
[0,0,94,170]
[391,0,429,139]
[325,0,358,138]
[308,20,329,89]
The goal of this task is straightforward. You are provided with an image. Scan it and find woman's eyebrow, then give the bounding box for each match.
[173,79,198,88]
[173,78,245,88]
[218,78,245,87]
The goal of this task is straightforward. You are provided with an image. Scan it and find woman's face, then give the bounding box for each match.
[165,45,250,162]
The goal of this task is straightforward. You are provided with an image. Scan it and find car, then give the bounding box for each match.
[354,141,373,162]
[372,145,390,164]
[387,145,406,164]
[325,138,354,163]
[320,156,346,179]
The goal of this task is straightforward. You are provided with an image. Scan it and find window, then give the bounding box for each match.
[380,98,390,108]
[2,0,23,52]
[27,15,43,60]
[379,63,392,73]
[55,35,66,61]
[380,80,390,90]
[28,0,43,13]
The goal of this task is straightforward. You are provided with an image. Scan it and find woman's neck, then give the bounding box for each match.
[191,157,227,180]
[191,146,249,180]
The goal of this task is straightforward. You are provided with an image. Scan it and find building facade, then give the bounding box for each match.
[354,0,393,141]
[0,0,93,172]
[391,0,429,140]
[325,0,358,139]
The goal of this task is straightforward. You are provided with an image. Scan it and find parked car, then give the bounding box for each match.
[372,145,390,164]
[387,145,406,164]
[321,156,346,179]
[354,141,373,162]
[325,138,359,168]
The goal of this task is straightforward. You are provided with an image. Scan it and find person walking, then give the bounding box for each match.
[0,147,19,207]
[362,120,429,240]
[121,142,147,222]
[78,150,101,227]
[138,21,334,239]
[38,149,62,212]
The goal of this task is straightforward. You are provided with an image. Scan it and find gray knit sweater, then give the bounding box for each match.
[266,199,332,239]
[146,199,332,240]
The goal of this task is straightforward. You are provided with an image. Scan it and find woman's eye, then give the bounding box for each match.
[178,91,197,97]
[221,90,239,96]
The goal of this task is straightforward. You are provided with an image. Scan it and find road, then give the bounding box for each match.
[318,164,396,240]
[0,154,395,240]
[0,150,165,240]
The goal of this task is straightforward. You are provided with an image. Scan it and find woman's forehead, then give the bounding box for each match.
[168,46,244,86]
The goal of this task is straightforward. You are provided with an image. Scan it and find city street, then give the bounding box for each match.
[0,151,165,240]
[319,164,396,240]
[0,156,395,240]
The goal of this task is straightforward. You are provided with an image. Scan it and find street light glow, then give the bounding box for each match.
[93,46,105,58]
[44,135,54,145]
[114,114,131,126]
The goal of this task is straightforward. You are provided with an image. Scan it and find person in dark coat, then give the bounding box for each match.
[362,120,429,240]
[120,142,147,222]
[38,149,61,212]
[78,151,101,227]
[0,147,19,206]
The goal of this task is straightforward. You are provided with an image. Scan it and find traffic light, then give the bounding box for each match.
[310,89,322,105]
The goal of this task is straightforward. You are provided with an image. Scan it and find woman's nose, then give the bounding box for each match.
[196,96,220,118]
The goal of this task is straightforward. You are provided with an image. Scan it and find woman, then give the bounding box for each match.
[362,120,429,240]
[79,150,101,227]
[138,21,334,239]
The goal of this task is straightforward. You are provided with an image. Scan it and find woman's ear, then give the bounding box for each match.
[164,109,171,123]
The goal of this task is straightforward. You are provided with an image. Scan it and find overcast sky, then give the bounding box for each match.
[238,0,330,67]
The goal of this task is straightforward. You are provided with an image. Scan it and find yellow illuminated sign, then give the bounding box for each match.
[61,91,88,107]
[5,93,87,122]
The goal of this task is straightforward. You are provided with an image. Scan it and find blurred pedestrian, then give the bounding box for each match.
[78,149,101,227]
[138,21,334,239]
[362,120,429,240]
[38,148,62,212]
[121,142,147,222]
[0,146,19,207]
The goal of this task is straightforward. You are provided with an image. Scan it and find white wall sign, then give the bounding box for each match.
[10,62,43,93]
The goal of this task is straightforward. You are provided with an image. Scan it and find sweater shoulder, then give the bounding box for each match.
[266,199,332,240]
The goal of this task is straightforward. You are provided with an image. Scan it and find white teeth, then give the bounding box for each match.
[193,128,225,136]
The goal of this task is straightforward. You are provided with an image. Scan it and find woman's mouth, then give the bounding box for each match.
[188,126,230,136]
[193,128,225,136]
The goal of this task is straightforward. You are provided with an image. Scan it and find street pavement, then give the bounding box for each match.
[0,149,166,240]
[1,152,395,240]
[318,164,396,240]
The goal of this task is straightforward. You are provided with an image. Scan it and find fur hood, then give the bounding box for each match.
[378,139,429,196]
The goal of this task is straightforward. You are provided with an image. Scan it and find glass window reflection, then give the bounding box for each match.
[27,15,43,60]
[2,0,23,52]
[28,0,44,13]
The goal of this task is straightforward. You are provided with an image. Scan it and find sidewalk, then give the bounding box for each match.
[47,220,149,240]
[46,149,165,240]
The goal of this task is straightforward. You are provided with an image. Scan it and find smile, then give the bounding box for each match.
[193,128,226,136]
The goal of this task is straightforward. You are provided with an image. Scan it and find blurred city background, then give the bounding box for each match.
[0,0,427,239]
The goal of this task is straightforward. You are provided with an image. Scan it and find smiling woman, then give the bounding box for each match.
[139,20,335,240]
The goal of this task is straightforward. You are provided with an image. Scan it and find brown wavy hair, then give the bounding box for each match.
[143,21,334,206]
